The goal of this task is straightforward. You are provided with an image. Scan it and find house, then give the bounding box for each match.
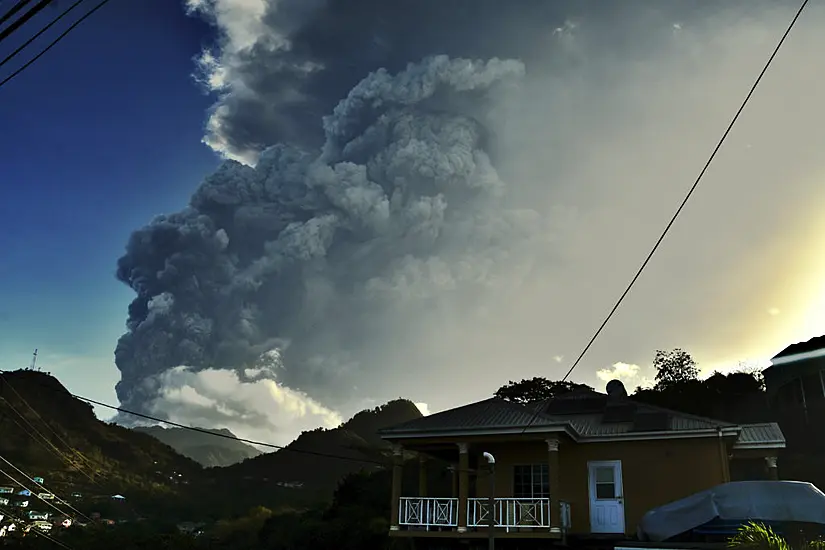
[37,493,54,500]
[111,494,125,501]
[15,501,29,508]
[0,498,8,506]
[16,489,30,497]
[762,335,825,451]
[32,477,44,485]
[0,487,12,494]
[377,380,786,542]
[28,511,49,521]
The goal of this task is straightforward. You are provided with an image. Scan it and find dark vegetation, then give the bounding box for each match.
[1,349,818,549]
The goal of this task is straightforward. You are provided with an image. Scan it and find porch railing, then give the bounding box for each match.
[399,497,458,528]
[467,498,551,529]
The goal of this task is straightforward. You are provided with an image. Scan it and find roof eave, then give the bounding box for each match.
[379,424,573,440]
[732,442,786,450]
[577,426,741,443]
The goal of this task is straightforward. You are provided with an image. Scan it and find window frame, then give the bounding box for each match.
[512,463,550,499]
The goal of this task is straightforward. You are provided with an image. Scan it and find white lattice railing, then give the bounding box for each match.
[467,498,551,529]
[399,497,458,528]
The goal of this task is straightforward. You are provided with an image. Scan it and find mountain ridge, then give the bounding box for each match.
[132,425,263,467]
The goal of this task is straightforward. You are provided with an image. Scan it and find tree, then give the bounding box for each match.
[652,349,699,390]
[494,377,594,404]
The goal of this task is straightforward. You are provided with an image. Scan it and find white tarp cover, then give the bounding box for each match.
[637,481,825,542]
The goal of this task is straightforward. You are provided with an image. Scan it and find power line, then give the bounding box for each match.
[0,464,79,523]
[0,0,112,90]
[77,394,393,467]
[0,0,54,45]
[519,0,810,434]
[0,505,75,550]
[1,371,491,474]
[0,453,94,523]
[0,374,148,520]
[0,374,101,479]
[0,0,33,27]
[0,0,85,70]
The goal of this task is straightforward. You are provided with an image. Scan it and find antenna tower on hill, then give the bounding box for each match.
[30,349,38,371]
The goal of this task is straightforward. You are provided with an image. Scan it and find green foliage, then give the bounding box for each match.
[729,522,789,550]
[653,348,699,390]
[494,377,594,404]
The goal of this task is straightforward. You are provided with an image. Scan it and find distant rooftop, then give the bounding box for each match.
[773,335,825,360]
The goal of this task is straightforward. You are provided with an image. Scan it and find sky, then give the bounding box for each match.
[3,0,825,446]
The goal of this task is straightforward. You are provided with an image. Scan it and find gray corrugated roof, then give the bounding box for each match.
[379,398,563,434]
[378,392,750,440]
[735,422,786,446]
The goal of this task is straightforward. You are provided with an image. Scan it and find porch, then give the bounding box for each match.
[388,438,570,538]
[394,496,572,536]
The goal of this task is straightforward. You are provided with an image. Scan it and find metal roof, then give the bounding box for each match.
[734,422,786,448]
[379,398,564,435]
[378,391,784,447]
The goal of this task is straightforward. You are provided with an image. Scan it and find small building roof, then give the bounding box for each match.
[379,387,784,449]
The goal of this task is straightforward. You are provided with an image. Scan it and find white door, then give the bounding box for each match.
[588,460,625,534]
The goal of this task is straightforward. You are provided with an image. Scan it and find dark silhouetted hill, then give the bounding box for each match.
[204,399,422,514]
[133,425,262,467]
[0,369,202,518]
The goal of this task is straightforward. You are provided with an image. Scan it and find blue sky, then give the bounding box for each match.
[3,0,825,435]
[0,0,220,414]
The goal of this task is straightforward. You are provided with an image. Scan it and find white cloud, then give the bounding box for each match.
[144,367,342,446]
[596,362,653,391]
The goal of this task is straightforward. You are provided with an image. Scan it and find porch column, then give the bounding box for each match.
[766,456,779,480]
[418,454,428,497]
[547,438,562,534]
[390,446,403,531]
[457,443,469,533]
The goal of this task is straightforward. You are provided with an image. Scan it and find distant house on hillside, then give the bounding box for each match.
[16,490,30,497]
[378,380,786,542]
[0,487,12,494]
[37,493,54,500]
[111,494,125,501]
[15,501,28,508]
[28,511,49,521]
[32,477,44,485]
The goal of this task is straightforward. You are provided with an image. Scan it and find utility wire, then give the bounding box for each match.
[1,370,494,474]
[0,375,100,473]
[0,395,93,479]
[0,0,54,45]
[0,453,94,523]
[0,0,85,70]
[0,505,74,550]
[0,0,112,90]
[78,395,394,467]
[0,0,33,27]
[0,465,80,522]
[519,0,810,435]
[0,376,148,520]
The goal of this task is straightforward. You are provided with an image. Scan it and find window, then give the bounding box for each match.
[513,464,549,498]
[594,466,616,499]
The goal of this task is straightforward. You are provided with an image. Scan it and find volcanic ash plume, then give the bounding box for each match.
[113,55,546,437]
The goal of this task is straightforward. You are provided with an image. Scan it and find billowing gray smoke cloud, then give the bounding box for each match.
[115,54,542,418]
[117,0,820,437]
[190,0,762,163]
